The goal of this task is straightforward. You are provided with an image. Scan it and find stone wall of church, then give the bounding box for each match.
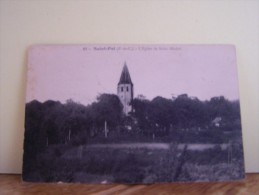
[117,84,133,115]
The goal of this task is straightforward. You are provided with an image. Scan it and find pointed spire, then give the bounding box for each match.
[118,62,133,85]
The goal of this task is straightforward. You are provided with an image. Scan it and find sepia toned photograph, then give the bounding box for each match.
[23,44,245,183]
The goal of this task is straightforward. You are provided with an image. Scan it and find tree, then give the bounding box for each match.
[173,94,208,129]
[149,96,175,135]
[90,93,123,132]
[131,97,152,134]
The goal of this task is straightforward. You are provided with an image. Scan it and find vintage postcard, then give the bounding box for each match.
[23,44,245,183]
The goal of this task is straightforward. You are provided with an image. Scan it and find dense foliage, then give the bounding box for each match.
[131,94,241,132]
[24,94,241,148]
[23,93,243,182]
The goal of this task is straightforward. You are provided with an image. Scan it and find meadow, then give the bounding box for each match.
[23,141,244,183]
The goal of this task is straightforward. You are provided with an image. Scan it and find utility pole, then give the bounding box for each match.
[68,129,71,141]
[104,120,108,138]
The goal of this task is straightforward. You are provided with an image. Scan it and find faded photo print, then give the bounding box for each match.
[23,44,244,183]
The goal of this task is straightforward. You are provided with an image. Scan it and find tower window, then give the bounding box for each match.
[126,86,129,91]
[121,87,123,92]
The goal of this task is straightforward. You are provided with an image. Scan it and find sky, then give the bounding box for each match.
[26,44,240,105]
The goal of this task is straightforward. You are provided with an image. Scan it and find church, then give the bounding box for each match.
[117,62,134,115]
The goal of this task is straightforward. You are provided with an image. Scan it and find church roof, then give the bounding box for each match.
[118,62,133,85]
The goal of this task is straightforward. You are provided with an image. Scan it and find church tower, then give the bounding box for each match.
[117,62,134,115]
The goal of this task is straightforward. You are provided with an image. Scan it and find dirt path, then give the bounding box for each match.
[86,143,229,151]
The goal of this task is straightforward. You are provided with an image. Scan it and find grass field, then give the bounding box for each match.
[23,141,244,183]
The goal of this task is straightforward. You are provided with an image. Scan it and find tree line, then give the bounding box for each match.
[24,93,241,152]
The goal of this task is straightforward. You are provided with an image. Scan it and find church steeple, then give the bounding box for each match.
[118,62,133,85]
[117,62,134,115]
